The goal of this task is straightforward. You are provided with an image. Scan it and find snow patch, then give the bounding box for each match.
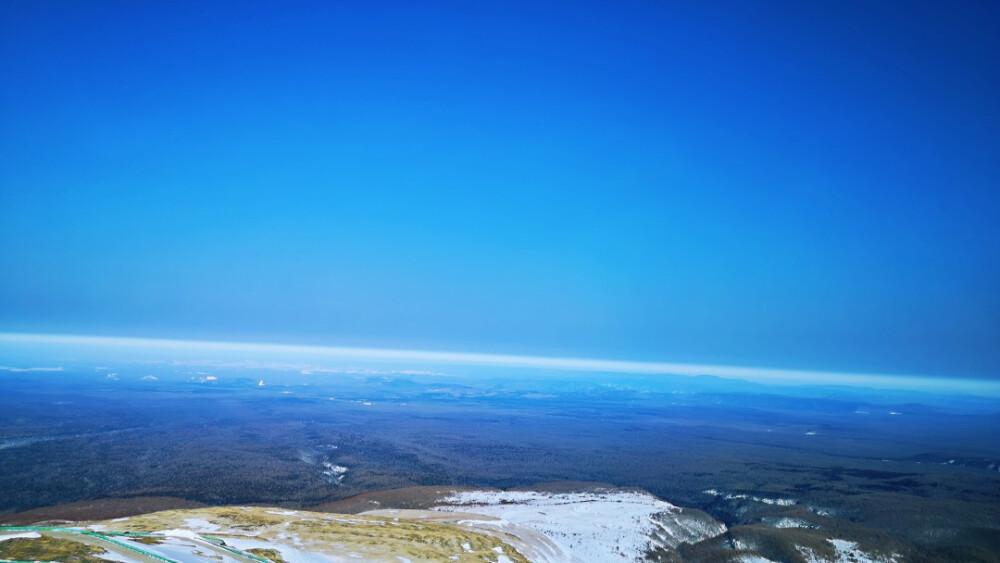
[0,531,41,541]
[737,556,778,563]
[183,518,220,532]
[796,539,901,563]
[322,462,348,485]
[703,489,796,506]
[767,517,814,529]
[829,538,900,563]
[158,528,202,539]
[433,489,724,563]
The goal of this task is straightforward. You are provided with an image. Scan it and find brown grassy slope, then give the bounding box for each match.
[0,496,208,525]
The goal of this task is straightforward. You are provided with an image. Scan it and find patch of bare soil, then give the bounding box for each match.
[0,496,208,525]
[310,485,499,514]
[311,481,638,514]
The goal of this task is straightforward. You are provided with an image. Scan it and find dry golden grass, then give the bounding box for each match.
[94,505,529,562]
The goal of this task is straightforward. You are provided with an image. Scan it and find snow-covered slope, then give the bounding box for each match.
[429,489,727,562]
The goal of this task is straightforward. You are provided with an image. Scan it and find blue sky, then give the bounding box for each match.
[1,0,998,380]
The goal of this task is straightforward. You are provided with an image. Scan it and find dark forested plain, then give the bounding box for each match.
[1,366,998,562]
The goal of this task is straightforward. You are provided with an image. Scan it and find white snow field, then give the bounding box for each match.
[431,489,727,562]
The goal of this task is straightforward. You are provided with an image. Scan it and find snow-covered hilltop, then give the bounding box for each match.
[0,486,905,562]
[0,488,724,562]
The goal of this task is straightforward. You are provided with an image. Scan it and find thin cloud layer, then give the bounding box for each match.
[2,332,998,397]
[0,365,63,372]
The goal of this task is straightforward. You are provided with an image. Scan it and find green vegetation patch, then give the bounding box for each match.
[0,536,109,563]
[246,547,288,563]
[129,535,165,545]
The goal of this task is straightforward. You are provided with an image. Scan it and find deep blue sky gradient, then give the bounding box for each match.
[1,0,998,378]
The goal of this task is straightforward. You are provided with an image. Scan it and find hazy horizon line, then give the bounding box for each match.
[1,331,999,397]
